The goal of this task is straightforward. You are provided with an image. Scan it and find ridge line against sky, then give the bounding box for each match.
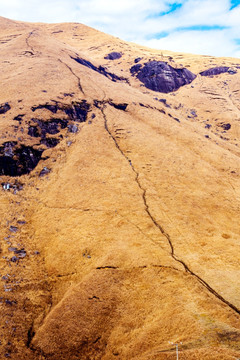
[0,0,240,57]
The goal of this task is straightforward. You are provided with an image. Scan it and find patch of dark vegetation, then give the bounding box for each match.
[217,331,240,342]
[130,61,196,93]
[63,100,90,122]
[104,52,122,60]
[0,102,10,114]
[31,103,58,113]
[13,114,25,122]
[109,102,128,111]
[40,137,60,148]
[71,56,128,83]
[200,67,237,76]
[0,142,43,176]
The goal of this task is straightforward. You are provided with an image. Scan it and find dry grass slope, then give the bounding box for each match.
[0,16,240,359]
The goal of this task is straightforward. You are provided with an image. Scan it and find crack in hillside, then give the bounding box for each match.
[96,264,180,272]
[58,59,84,94]
[100,104,240,316]
[25,31,36,54]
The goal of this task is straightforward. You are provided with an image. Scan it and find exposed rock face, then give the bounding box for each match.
[109,101,128,111]
[130,61,196,93]
[63,100,90,122]
[0,102,10,114]
[200,66,237,76]
[0,142,43,176]
[71,56,128,83]
[104,52,122,60]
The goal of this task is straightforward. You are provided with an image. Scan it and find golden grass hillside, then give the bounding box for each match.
[0,16,240,359]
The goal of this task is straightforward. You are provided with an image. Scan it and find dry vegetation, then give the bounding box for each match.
[0,16,240,359]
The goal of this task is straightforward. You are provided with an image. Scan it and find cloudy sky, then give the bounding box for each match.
[0,0,240,57]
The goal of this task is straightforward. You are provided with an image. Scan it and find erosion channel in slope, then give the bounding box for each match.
[100,103,240,317]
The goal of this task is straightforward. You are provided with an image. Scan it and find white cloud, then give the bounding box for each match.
[0,0,239,57]
[145,29,237,57]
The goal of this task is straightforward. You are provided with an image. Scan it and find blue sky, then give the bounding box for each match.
[0,0,240,57]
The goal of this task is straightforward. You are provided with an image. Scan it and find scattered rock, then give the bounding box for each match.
[104,52,122,60]
[39,166,51,177]
[134,57,142,63]
[0,102,10,114]
[130,61,196,93]
[8,247,18,252]
[68,124,78,133]
[10,256,18,263]
[9,226,18,233]
[158,98,171,108]
[218,123,231,131]
[14,249,26,258]
[2,183,11,190]
[17,220,26,225]
[190,110,197,117]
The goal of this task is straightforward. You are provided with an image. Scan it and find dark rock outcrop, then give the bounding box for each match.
[109,102,128,111]
[13,114,25,122]
[104,52,122,60]
[0,143,43,176]
[67,124,78,133]
[71,56,128,83]
[0,102,10,114]
[32,103,58,113]
[39,166,51,177]
[63,101,90,122]
[200,67,237,76]
[40,137,60,148]
[28,126,41,138]
[130,61,196,93]
[134,57,142,63]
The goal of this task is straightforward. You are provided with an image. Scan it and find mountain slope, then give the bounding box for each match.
[0,16,240,359]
